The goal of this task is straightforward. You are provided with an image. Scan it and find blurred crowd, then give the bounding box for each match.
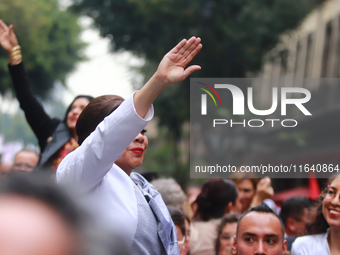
[0,159,336,255]
[0,19,338,255]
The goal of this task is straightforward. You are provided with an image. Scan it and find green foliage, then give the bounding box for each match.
[141,134,176,176]
[0,0,85,98]
[71,0,317,76]
[278,131,308,147]
[0,111,37,146]
[69,0,319,180]
[0,97,67,147]
[70,0,319,125]
[141,126,190,184]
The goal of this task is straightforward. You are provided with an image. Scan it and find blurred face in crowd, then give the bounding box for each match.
[286,207,309,236]
[230,196,243,213]
[180,218,190,255]
[0,162,12,179]
[323,177,340,229]
[232,212,287,255]
[219,222,237,255]
[115,130,148,173]
[66,97,91,134]
[176,225,185,253]
[12,151,39,173]
[236,179,255,213]
[0,195,78,255]
[187,186,201,206]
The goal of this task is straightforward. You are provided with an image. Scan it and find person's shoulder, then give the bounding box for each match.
[191,218,222,231]
[292,233,328,253]
[295,232,327,242]
[130,172,147,183]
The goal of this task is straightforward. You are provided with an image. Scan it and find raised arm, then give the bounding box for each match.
[57,37,202,191]
[0,20,57,150]
[0,19,21,65]
[250,177,274,208]
[134,36,202,118]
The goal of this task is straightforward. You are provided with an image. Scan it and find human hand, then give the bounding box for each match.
[133,37,202,118]
[154,36,202,87]
[255,177,274,200]
[0,19,19,52]
[251,177,274,207]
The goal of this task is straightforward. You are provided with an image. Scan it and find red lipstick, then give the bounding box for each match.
[329,209,340,218]
[131,148,144,155]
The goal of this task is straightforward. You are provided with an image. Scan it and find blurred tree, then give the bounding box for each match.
[69,0,320,180]
[0,95,67,147]
[0,0,85,98]
[0,111,37,146]
[70,0,318,77]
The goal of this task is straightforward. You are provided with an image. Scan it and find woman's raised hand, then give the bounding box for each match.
[0,20,19,53]
[155,36,202,87]
[129,36,202,118]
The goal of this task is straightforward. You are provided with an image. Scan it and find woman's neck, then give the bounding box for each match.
[72,129,77,139]
[328,227,340,254]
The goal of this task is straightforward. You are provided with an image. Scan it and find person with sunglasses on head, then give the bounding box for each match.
[0,20,93,173]
[291,176,340,255]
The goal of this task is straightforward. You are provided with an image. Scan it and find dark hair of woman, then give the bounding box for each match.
[76,95,124,145]
[215,213,240,255]
[63,95,94,123]
[305,175,339,235]
[305,197,328,235]
[193,179,238,221]
[167,205,186,236]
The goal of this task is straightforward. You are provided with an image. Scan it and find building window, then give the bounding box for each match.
[321,21,332,77]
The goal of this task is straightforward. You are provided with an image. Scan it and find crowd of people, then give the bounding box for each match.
[0,19,339,255]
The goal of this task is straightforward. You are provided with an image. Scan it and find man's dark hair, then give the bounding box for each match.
[279,196,311,225]
[237,203,285,238]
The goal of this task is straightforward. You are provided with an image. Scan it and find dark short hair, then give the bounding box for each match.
[76,95,124,145]
[237,203,285,239]
[280,196,311,224]
[194,179,237,221]
[215,213,240,255]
